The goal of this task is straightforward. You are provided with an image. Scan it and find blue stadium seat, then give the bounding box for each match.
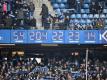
[100,14,106,18]
[62,0,67,3]
[105,19,107,24]
[74,19,79,23]
[57,0,62,3]
[55,9,61,15]
[51,0,56,3]
[76,14,81,18]
[70,19,74,24]
[84,0,91,4]
[81,9,85,13]
[53,3,59,9]
[70,14,76,18]
[85,9,89,13]
[80,19,86,24]
[103,9,107,14]
[82,14,88,18]
[88,14,93,19]
[87,19,92,24]
[83,4,89,9]
[104,27,107,29]
[94,14,99,18]
[104,24,107,29]
[59,3,65,9]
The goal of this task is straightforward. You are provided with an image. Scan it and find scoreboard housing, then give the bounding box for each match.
[0,30,107,44]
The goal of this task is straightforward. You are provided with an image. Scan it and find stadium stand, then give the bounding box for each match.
[50,0,107,30]
[0,0,36,29]
[0,0,107,30]
[0,52,107,80]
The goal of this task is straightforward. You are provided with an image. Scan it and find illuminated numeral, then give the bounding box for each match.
[69,32,73,40]
[36,31,42,40]
[68,32,79,41]
[30,31,47,41]
[52,31,63,41]
[52,31,57,40]
[59,31,63,40]
[13,31,24,41]
[42,32,47,40]
[75,32,79,41]
[86,32,95,41]
[30,32,35,40]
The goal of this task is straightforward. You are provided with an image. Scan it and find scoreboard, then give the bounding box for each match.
[0,30,107,44]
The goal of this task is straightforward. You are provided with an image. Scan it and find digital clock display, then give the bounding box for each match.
[84,31,96,43]
[51,30,64,43]
[65,31,80,43]
[28,30,48,43]
[0,30,106,44]
[11,30,27,43]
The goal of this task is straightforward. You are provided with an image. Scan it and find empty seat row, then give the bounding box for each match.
[70,19,107,24]
[84,0,91,4]
[83,4,90,9]
[70,14,107,19]
[81,9,90,13]
[52,3,90,9]
[51,0,90,4]
[70,19,92,24]
[54,7,107,14]
[51,0,67,3]
[55,9,90,14]
[55,9,107,19]
[81,9,107,13]
[53,3,68,9]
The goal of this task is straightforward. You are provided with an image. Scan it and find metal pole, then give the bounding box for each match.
[86,48,88,80]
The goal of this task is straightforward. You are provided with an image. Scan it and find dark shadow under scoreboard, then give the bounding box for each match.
[0,30,107,44]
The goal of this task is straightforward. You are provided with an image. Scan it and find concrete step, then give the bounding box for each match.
[32,0,55,29]
[44,0,55,16]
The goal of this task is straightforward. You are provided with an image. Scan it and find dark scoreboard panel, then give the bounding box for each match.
[0,30,107,44]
